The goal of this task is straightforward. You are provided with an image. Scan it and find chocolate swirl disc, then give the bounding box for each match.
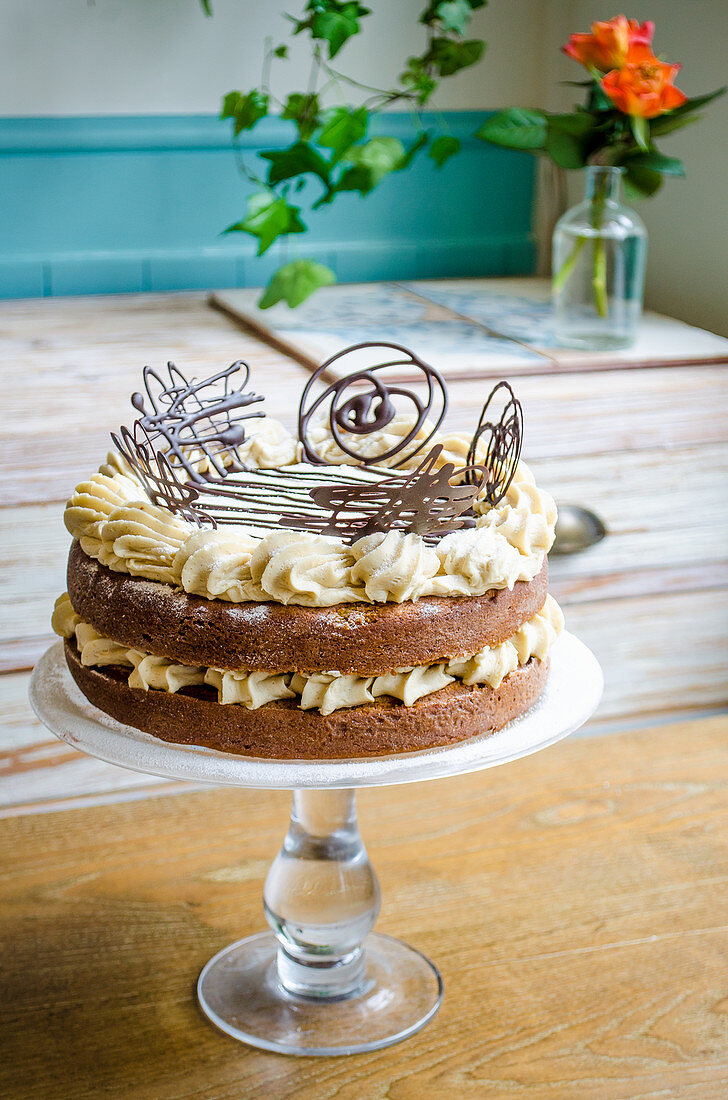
[466,381,523,506]
[298,342,448,469]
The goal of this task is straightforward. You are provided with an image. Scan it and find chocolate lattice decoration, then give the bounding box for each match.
[131,361,264,483]
[466,381,523,506]
[111,422,214,528]
[298,342,448,469]
[279,446,487,543]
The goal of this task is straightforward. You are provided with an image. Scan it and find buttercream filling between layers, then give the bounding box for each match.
[53,592,563,716]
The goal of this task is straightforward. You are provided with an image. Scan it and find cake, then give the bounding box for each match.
[51,344,563,759]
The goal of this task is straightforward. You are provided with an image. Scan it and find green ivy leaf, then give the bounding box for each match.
[427,37,484,77]
[421,0,486,25]
[224,192,306,255]
[317,107,369,160]
[400,58,437,105]
[259,259,336,309]
[623,165,663,201]
[220,90,269,135]
[260,141,330,186]
[338,136,406,193]
[294,2,372,59]
[397,130,430,170]
[281,93,321,140]
[273,44,288,58]
[625,151,685,177]
[476,108,547,150]
[429,134,460,166]
[432,0,474,33]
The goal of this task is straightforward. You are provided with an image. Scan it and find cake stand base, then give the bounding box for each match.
[197,931,442,1055]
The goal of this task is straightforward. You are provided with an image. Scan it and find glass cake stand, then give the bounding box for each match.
[29,632,602,1057]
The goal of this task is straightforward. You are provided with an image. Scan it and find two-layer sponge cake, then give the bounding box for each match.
[52,347,563,759]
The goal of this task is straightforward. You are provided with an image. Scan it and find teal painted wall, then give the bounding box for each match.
[0,112,535,298]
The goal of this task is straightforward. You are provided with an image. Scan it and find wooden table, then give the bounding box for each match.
[2,715,727,1099]
[1,290,726,813]
[0,289,727,1094]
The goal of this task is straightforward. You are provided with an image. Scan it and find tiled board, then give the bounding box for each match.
[213,277,728,380]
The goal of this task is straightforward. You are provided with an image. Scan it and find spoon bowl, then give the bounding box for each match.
[551,504,606,556]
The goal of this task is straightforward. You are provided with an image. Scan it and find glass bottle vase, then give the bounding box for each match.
[552,165,647,350]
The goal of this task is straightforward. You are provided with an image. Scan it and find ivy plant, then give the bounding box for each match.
[204,0,488,308]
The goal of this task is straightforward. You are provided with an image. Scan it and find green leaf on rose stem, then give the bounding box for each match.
[668,86,726,117]
[427,37,485,77]
[545,124,588,169]
[308,2,372,60]
[220,90,269,135]
[546,112,593,137]
[429,134,460,166]
[630,115,650,152]
[625,151,685,177]
[317,107,369,160]
[273,44,288,58]
[281,93,321,140]
[623,165,663,201]
[224,192,306,255]
[259,260,337,310]
[338,136,407,193]
[476,108,547,151]
[648,112,699,138]
[396,130,430,170]
[260,141,330,187]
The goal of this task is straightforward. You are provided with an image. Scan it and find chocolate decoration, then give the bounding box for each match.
[466,381,523,507]
[111,422,214,528]
[131,361,264,483]
[280,446,487,543]
[298,342,447,469]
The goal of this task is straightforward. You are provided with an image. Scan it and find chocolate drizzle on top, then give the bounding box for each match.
[298,342,447,469]
[111,421,214,528]
[110,349,525,545]
[280,446,487,543]
[466,381,523,507]
[131,361,264,483]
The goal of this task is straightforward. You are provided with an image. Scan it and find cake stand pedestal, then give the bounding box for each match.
[30,632,602,1056]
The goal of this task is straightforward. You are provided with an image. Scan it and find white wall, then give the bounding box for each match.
[1,0,725,334]
[0,0,543,115]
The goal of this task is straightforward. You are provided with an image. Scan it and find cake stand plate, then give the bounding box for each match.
[29,632,602,1056]
[30,632,601,789]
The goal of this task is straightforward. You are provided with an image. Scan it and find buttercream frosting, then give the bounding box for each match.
[63,419,557,607]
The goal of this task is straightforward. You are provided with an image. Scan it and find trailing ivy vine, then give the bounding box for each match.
[203,0,488,307]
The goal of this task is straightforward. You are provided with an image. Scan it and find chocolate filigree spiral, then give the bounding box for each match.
[298,342,448,469]
[131,361,264,483]
[466,381,523,506]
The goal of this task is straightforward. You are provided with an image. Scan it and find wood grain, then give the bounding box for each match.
[1,716,727,1099]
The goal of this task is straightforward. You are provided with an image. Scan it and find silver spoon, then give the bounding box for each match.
[551,504,607,555]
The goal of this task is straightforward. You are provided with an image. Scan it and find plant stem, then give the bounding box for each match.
[590,183,609,319]
[552,234,586,294]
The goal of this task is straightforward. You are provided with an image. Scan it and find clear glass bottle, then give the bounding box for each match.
[552,165,647,350]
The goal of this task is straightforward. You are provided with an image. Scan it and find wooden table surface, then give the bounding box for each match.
[2,714,727,1099]
[1,289,726,814]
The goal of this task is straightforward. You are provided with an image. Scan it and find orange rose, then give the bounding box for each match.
[563,15,654,73]
[601,55,688,118]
